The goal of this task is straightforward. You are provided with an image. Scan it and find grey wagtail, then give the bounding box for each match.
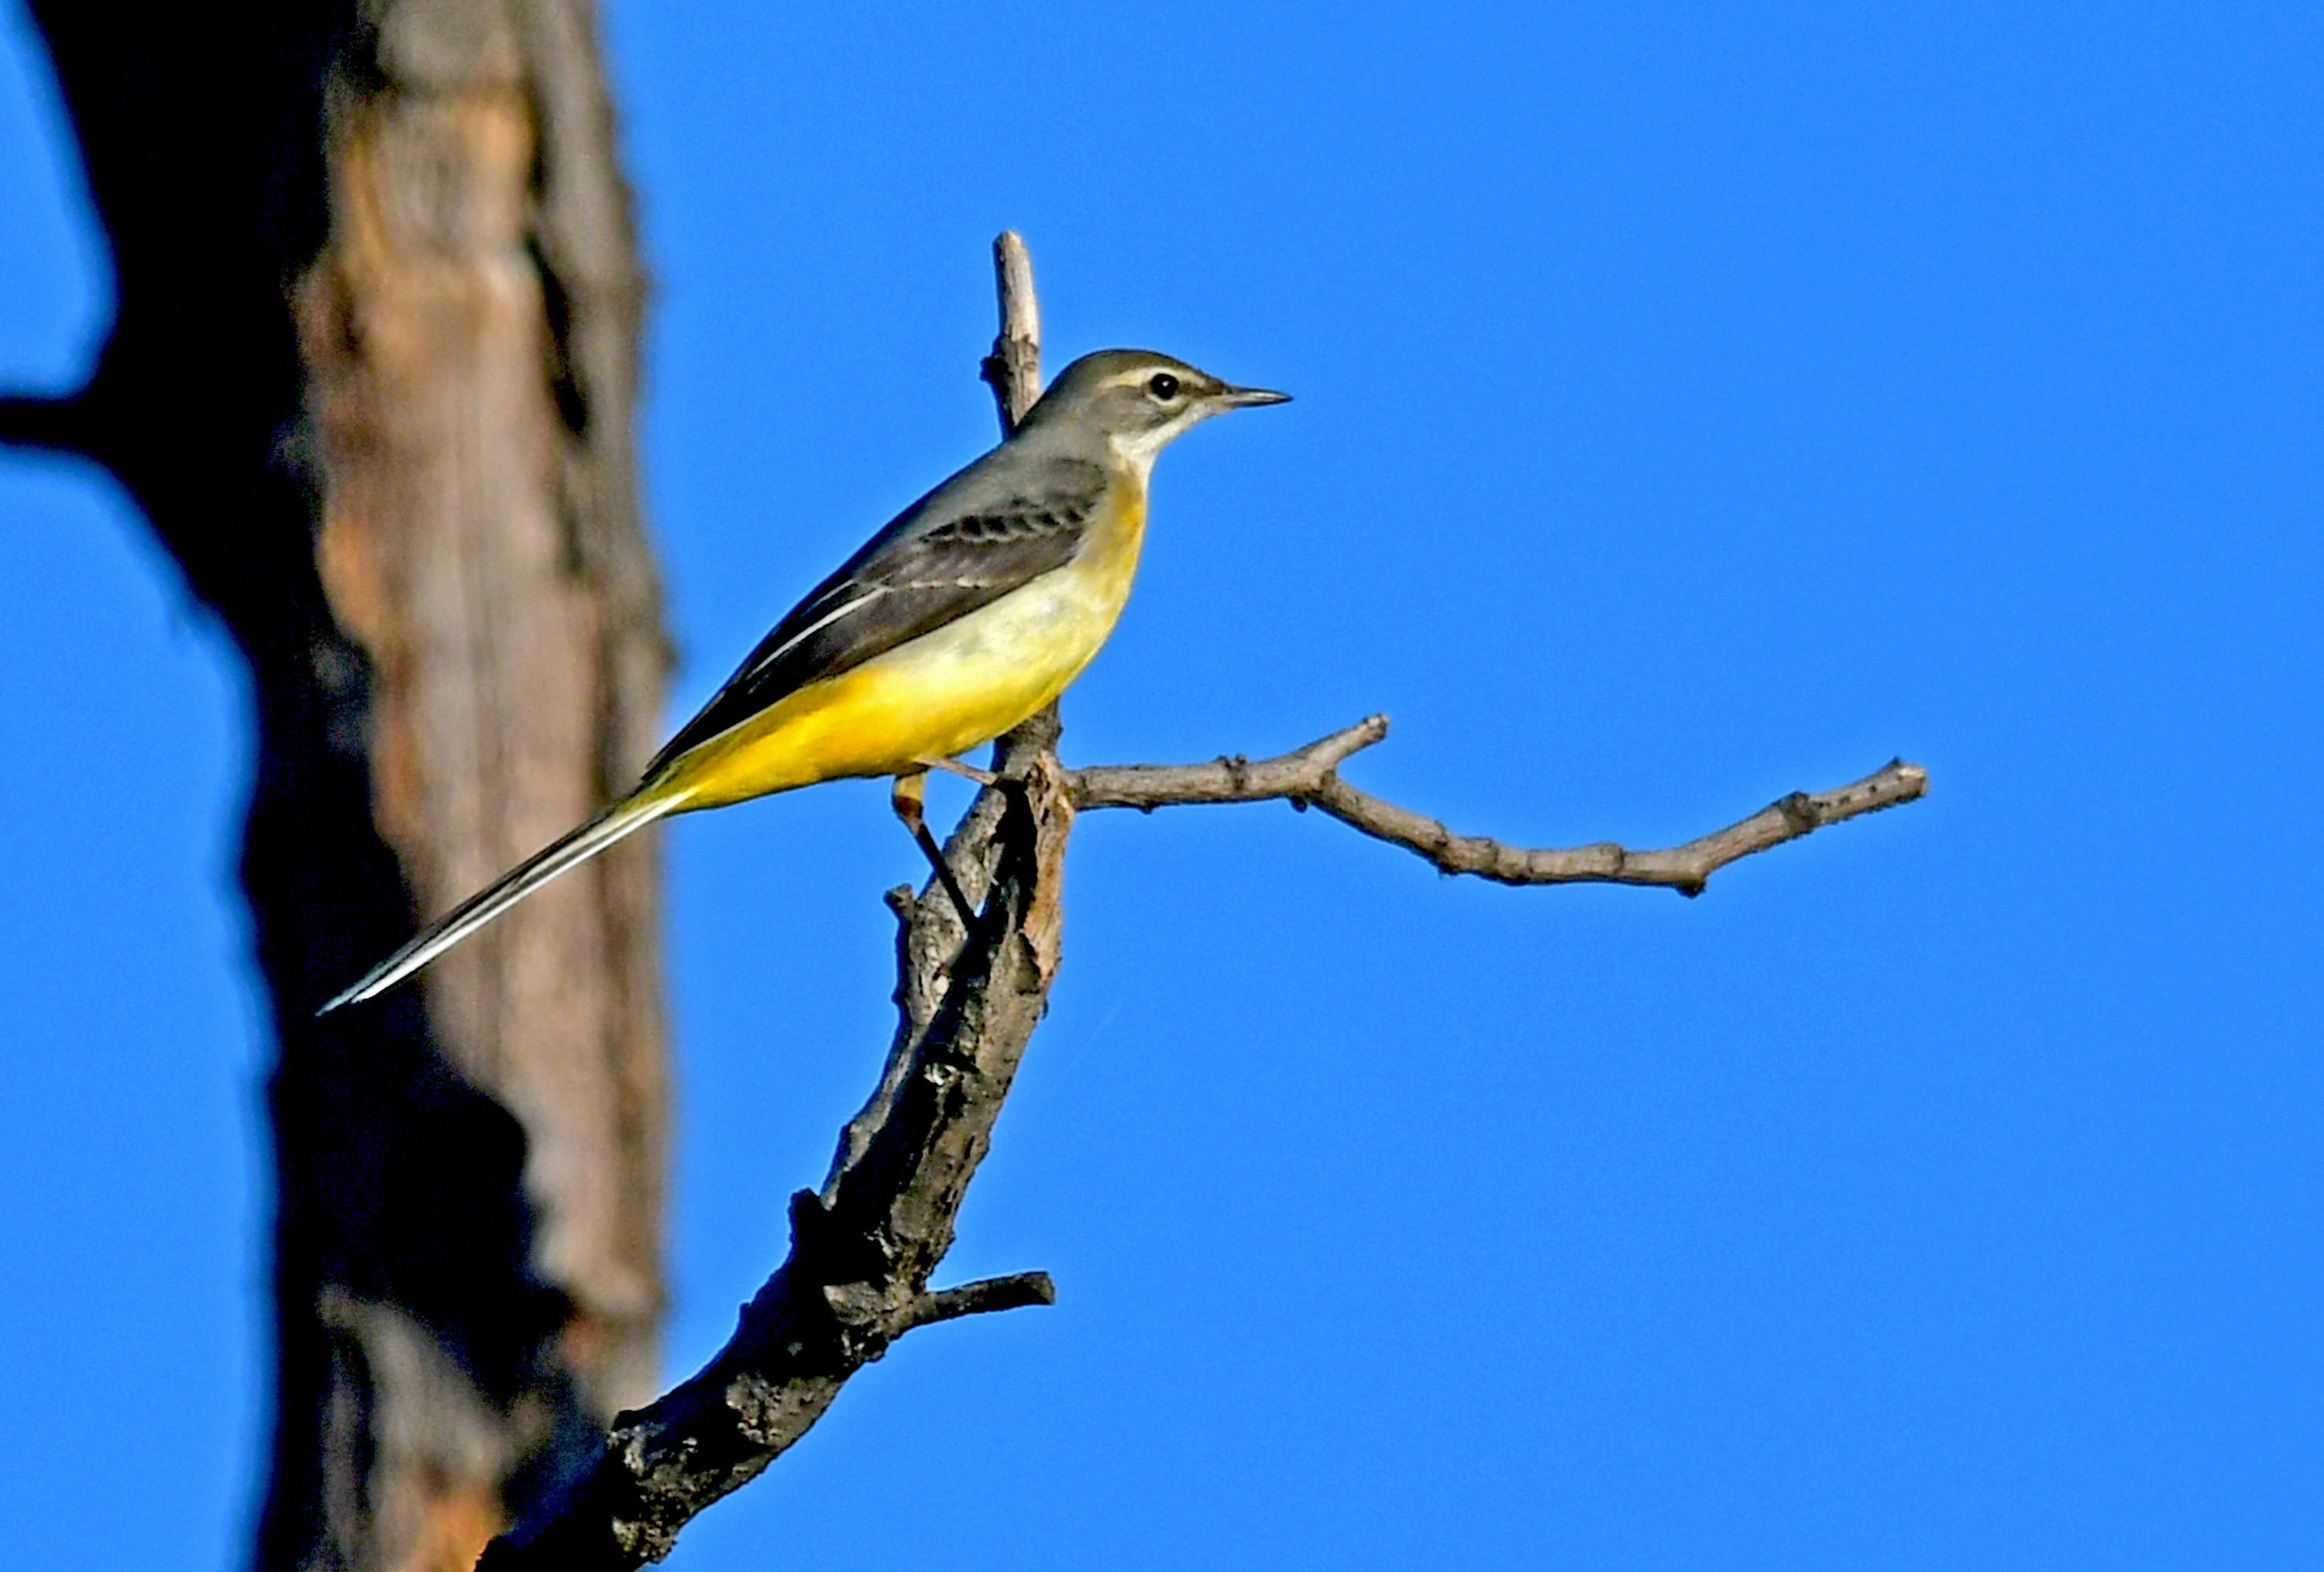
[321,349,1288,1012]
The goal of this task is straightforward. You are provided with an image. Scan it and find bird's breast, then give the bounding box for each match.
[655,476,1149,808]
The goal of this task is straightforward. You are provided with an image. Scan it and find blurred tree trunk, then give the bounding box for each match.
[2,4,671,1569]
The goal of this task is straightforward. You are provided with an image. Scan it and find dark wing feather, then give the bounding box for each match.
[641,454,1107,780]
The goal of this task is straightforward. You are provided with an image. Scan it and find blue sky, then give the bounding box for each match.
[2,2,2319,1567]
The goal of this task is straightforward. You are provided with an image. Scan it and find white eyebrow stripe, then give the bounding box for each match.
[739,587,889,683]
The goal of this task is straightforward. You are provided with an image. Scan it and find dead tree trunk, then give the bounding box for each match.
[2,5,670,1570]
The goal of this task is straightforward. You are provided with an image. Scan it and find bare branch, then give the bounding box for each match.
[1073,715,1391,810]
[476,735,1073,1572]
[979,229,1041,434]
[1072,717,1928,896]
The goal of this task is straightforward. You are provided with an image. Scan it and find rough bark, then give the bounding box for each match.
[3,5,669,1570]
[478,716,1073,1570]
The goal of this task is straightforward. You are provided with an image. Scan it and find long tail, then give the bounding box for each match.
[318,793,678,1014]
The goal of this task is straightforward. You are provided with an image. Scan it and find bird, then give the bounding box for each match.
[320,348,1289,1013]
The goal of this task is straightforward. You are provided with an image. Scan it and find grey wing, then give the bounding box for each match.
[640,452,1108,780]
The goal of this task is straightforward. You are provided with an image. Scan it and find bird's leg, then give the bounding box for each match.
[915,753,999,787]
[892,769,978,926]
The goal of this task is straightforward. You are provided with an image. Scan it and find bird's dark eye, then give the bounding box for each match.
[1147,372,1181,401]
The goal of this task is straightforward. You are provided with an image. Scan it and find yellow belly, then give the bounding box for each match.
[647,487,1146,812]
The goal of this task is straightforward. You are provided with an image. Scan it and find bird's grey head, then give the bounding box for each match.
[1017,349,1289,473]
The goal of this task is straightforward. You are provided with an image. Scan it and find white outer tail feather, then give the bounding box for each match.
[318,795,677,1014]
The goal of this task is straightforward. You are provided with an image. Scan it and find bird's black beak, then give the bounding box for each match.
[1222,384,1292,408]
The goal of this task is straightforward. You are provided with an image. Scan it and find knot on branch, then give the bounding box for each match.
[820,1280,913,1362]
[1775,791,1820,833]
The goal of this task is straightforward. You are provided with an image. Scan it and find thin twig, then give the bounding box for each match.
[899,1271,1058,1333]
[1072,717,1928,896]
